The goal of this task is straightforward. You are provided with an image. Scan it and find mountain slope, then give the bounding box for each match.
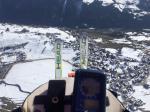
[83,0,150,14]
[0,0,150,28]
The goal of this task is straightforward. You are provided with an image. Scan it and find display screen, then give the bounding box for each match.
[81,78,100,96]
[73,70,106,112]
[84,99,99,110]
[79,78,101,111]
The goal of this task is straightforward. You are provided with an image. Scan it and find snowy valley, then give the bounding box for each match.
[0,23,149,112]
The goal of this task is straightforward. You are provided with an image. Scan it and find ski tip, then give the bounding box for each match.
[68,71,75,77]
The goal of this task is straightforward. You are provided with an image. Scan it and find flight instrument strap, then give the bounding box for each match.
[34,80,66,112]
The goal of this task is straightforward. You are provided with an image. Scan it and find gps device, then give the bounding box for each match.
[72,69,106,112]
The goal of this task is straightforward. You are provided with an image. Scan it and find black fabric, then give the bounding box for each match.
[12,107,22,112]
[124,109,130,112]
[45,80,66,112]
[34,95,72,105]
[64,95,72,105]
[106,96,110,106]
[33,80,66,112]
[34,95,47,105]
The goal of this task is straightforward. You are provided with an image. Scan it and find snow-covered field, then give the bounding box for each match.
[121,47,142,61]
[0,23,150,111]
[0,59,72,104]
[133,85,150,111]
[0,23,76,111]
[0,23,75,61]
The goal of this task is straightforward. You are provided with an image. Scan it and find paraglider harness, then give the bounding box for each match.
[13,69,130,112]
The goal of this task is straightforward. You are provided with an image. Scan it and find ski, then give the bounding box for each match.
[79,34,88,69]
[55,39,63,79]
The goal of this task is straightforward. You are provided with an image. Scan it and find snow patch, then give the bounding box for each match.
[116,68,123,73]
[0,84,28,103]
[128,62,139,66]
[126,32,137,35]
[0,24,75,43]
[82,0,146,17]
[110,38,132,44]
[133,85,150,111]
[0,23,75,63]
[121,47,142,61]
[129,35,150,41]
[94,38,103,43]
[83,0,114,6]
[105,48,117,54]
[0,32,28,48]
[83,0,94,5]
[62,48,76,62]
[101,0,114,6]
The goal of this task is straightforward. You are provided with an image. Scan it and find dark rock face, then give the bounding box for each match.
[80,2,135,28]
[138,0,150,11]
[0,0,150,28]
[0,0,66,25]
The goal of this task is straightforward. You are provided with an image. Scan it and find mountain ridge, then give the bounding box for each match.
[0,0,150,28]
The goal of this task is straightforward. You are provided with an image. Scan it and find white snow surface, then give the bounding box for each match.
[121,47,142,61]
[94,38,103,43]
[0,24,75,43]
[105,48,117,54]
[0,83,28,104]
[133,83,150,111]
[83,0,139,5]
[129,35,150,42]
[110,38,132,44]
[0,57,74,103]
[0,59,72,103]
[113,0,140,12]
[126,32,150,41]
[83,0,95,5]
[5,59,72,91]
[0,24,76,63]
[0,23,75,104]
